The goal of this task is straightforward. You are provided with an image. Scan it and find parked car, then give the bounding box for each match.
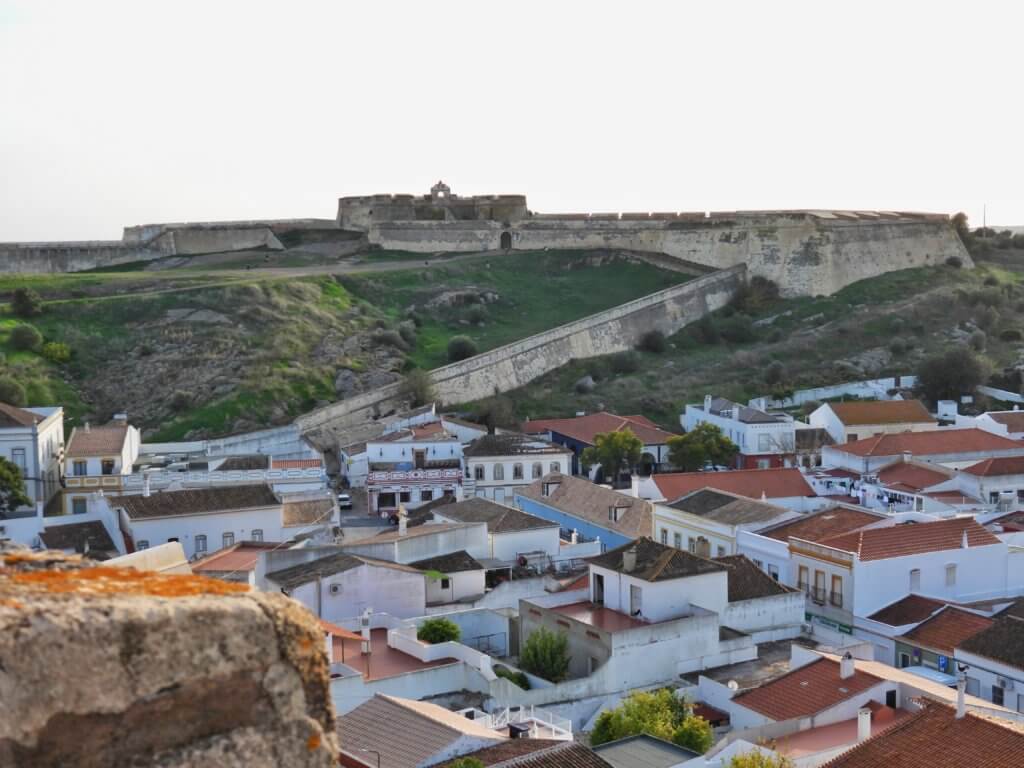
[337,493,352,509]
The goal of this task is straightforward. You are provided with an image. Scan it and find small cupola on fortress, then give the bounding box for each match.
[430,180,452,200]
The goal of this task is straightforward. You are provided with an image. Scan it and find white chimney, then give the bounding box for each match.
[83,421,91,433]
[962,530,969,549]
[361,608,372,655]
[857,707,871,742]
[629,474,640,498]
[622,546,637,573]
[398,505,407,536]
[704,394,712,412]
[571,529,579,545]
[901,451,912,463]
[840,651,855,680]
[143,472,151,498]
[956,669,967,719]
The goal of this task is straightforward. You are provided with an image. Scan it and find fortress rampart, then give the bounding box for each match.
[298,265,745,446]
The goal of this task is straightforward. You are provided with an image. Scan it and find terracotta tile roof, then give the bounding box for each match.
[215,455,268,470]
[820,702,1024,768]
[759,506,882,543]
[191,541,281,574]
[433,497,559,533]
[668,488,793,526]
[463,432,567,457]
[958,614,1024,671]
[866,594,951,626]
[963,455,1024,476]
[270,458,323,470]
[439,741,613,768]
[65,424,129,458]
[110,484,279,520]
[337,694,506,768]
[732,657,882,721]
[833,428,1023,458]
[521,411,678,446]
[38,520,117,555]
[818,518,1001,561]
[653,468,814,502]
[266,552,422,590]
[587,537,727,582]
[516,473,653,538]
[362,521,479,543]
[897,607,994,655]
[876,461,953,491]
[0,402,43,427]
[985,410,1024,432]
[318,618,363,643]
[828,399,934,426]
[715,554,797,602]
[281,497,334,527]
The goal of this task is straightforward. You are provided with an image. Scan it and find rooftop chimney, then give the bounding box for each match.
[622,546,637,573]
[857,707,871,742]
[83,421,91,433]
[901,451,912,463]
[360,608,372,655]
[397,505,408,536]
[840,651,855,680]
[956,665,967,719]
[704,394,712,412]
[143,472,151,498]
[962,529,969,549]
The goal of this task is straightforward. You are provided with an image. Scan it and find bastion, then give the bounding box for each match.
[0,546,339,767]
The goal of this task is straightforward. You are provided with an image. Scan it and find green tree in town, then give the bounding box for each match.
[519,627,570,683]
[590,688,713,753]
[667,423,739,471]
[581,429,643,487]
[726,751,794,767]
[916,346,989,404]
[0,456,31,516]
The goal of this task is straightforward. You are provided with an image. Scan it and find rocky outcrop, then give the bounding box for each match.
[0,547,338,767]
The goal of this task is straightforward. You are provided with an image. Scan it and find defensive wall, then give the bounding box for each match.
[297,265,745,448]
[365,211,971,297]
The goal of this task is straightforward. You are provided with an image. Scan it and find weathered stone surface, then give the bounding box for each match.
[0,548,338,767]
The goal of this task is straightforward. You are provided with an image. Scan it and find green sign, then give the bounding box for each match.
[806,611,853,635]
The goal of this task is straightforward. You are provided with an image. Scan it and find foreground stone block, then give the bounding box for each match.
[0,548,338,767]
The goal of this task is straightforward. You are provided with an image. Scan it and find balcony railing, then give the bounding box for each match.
[368,468,462,485]
[809,586,827,605]
[830,591,844,608]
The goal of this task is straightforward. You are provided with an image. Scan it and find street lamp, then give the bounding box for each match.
[358,748,381,768]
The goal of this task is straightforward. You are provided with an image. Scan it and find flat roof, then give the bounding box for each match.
[548,601,648,632]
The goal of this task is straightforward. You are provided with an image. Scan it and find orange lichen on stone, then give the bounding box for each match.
[0,597,24,609]
[3,551,77,565]
[2,565,249,598]
[306,733,321,751]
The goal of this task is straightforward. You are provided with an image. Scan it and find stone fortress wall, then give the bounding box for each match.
[298,265,745,446]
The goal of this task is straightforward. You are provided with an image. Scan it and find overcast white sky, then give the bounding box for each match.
[1,0,1022,241]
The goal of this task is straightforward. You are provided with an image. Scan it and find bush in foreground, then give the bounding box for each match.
[416,617,461,644]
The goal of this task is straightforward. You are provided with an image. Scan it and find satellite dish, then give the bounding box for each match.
[727,680,739,691]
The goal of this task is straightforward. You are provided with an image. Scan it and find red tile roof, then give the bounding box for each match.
[866,594,951,626]
[270,458,323,470]
[818,518,1001,561]
[833,428,1023,458]
[760,506,882,543]
[820,702,1024,768]
[985,410,1024,432]
[731,657,882,721]
[896,607,994,655]
[653,468,814,502]
[828,399,935,426]
[876,462,952,492]
[191,541,282,573]
[963,456,1024,477]
[66,424,130,458]
[522,411,678,446]
[0,402,43,427]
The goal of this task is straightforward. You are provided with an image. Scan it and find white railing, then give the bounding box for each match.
[368,468,462,484]
[121,467,325,490]
[456,706,572,739]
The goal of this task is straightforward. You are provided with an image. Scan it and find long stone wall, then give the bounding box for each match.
[0,241,167,273]
[297,266,745,446]
[369,213,971,297]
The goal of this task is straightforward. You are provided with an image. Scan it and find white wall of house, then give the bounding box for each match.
[439,418,488,444]
[488,526,561,562]
[590,564,729,623]
[737,530,792,584]
[425,569,485,605]
[121,505,287,559]
[809,404,937,445]
[281,563,426,622]
[0,406,64,507]
[721,592,806,636]
[466,453,571,505]
[954,649,1024,712]
[683,403,796,458]
[65,425,141,477]
[653,505,738,557]
[340,523,489,563]
[367,438,463,466]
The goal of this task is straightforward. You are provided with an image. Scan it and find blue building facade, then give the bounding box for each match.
[513,493,633,550]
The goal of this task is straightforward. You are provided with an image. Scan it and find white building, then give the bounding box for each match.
[64,416,142,515]
[0,403,64,510]
[958,408,1024,440]
[106,483,333,559]
[430,497,561,564]
[955,601,1024,711]
[410,549,486,606]
[361,431,464,516]
[810,399,937,445]
[339,518,489,564]
[652,488,796,560]
[462,432,571,504]
[683,396,798,470]
[822,428,1024,474]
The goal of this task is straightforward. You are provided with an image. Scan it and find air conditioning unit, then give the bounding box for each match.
[997,677,1015,691]
[329,583,342,595]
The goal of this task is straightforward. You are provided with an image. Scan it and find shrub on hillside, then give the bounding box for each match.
[999,328,1023,342]
[397,320,417,346]
[373,328,408,350]
[719,314,756,344]
[765,360,785,386]
[730,276,780,313]
[170,390,192,412]
[609,351,640,374]
[637,330,667,354]
[975,306,1000,330]
[12,288,43,318]
[416,617,461,644]
[447,335,478,362]
[917,346,989,404]
[402,369,435,408]
[969,330,987,351]
[520,627,570,682]
[10,324,42,351]
[0,376,27,406]
[40,342,71,363]
[945,256,963,268]
[465,305,488,324]
[690,315,720,344]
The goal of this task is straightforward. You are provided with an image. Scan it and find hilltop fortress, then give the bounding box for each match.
[1,181,971,296]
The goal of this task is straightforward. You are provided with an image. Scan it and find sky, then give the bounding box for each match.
[1,0,1022,242]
